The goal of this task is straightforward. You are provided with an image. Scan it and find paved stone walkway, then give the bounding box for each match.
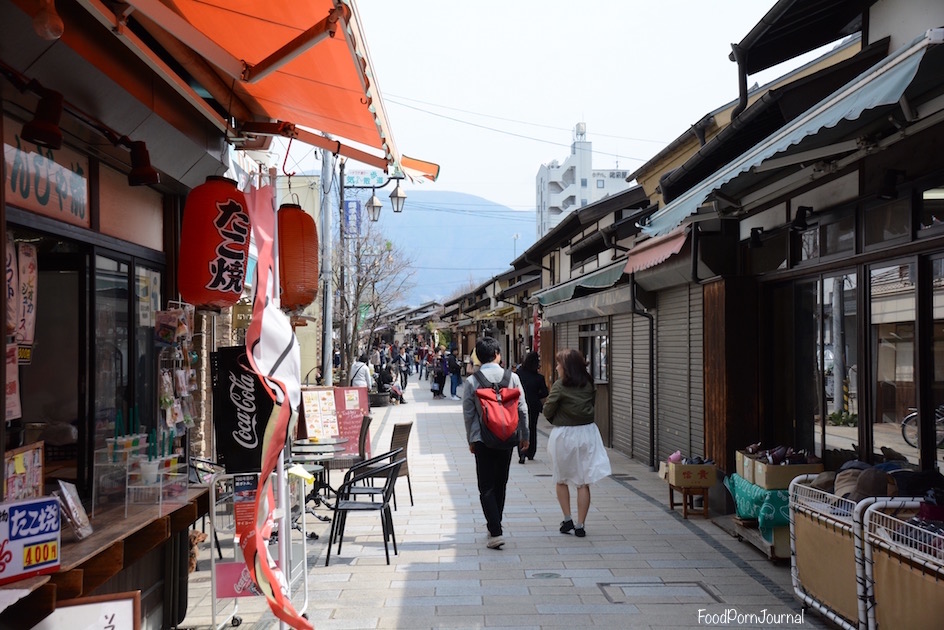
[180,377,825,629]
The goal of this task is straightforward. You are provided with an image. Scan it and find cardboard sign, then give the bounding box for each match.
[0,496,61,586]
[211,346,274,473]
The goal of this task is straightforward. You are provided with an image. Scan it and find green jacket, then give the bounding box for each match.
[542,381,595,426]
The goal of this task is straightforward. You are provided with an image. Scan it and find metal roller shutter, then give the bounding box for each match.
[656,284,704,461]
[632,313,652,466]
[611,313,633,457]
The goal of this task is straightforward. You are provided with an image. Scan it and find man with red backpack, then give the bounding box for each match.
[461,336,529,550]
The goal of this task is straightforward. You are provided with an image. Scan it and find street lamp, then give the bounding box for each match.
[366,194,383,222]
[336,159,407,377]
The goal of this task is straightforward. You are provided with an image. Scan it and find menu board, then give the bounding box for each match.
[300,387,368,457]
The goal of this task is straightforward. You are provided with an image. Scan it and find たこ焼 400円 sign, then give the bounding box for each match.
[0,496,61,586]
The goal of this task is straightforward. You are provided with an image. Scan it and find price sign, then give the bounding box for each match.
[0,496,61,586]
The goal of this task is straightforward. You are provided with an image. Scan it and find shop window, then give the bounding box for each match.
[790,274,859,461]
[869,263,916,465]
[822,214,854,257]
[919,186,944,232]
[927,257,944,462]
[864,198,911,248]
[799,228,819,263]
[94,255,131,453]
[579,322,608,383]
[134,265,161,435]
[798,213,854,263]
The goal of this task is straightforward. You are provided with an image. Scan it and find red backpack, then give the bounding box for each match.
[472,370,521,449]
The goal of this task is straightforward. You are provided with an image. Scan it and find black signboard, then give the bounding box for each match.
[211,346,274,473]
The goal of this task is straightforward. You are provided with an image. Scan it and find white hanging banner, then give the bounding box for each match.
[16,243,37,364]
[5,235,18,337]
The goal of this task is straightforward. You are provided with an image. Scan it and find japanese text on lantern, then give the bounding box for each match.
[207,199,249,295]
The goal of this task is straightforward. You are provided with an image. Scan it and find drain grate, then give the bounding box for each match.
[599,581,721,605]
[610,474,637,481]
[533,473,552,477]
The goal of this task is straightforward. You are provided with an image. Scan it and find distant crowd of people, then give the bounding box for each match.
[347,340,471,405]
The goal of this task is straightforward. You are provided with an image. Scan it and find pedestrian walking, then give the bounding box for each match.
[392,346,410,390]
[461,337,529,550]
[432,345,448,398]
[516,351,548,464]
[447,345,463,400]
[544,348,611,538]
[348,353,372,389]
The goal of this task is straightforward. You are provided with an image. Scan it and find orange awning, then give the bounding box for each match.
[624,227,689,274]
[83,0,437,180]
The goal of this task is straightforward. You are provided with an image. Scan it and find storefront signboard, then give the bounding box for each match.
[0,496,61,586]
[3,116,90,228]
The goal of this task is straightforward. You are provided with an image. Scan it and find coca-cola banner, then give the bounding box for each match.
[211,345,274,473]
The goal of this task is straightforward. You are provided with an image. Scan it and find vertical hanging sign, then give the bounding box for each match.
[16,243,37,364]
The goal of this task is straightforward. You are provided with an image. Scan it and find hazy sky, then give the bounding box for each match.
[331,0,822,215]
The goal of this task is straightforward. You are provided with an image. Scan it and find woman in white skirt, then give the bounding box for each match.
[544,348,611,537]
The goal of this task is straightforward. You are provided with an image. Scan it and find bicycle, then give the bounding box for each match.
[900,405,944,448]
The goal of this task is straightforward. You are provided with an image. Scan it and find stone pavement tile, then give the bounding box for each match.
[436,603,539,617]
[377,615,487,629]
[484,593,587,606]
[484,613,594,627]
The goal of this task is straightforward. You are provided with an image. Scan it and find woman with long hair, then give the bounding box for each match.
[544,348,611,537]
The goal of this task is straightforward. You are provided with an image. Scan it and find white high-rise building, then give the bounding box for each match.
[535,123,632,238]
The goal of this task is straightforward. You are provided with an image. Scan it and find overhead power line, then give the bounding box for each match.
[386,93,668,146]
[386,99,649,164]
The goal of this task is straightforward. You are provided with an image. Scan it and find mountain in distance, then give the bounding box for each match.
[370,190,536,307]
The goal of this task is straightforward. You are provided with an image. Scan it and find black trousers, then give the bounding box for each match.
[518,407,538,460]
[473,443,513,536]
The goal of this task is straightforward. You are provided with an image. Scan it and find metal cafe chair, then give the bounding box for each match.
[343,447,404,504]
[359,421,413,509]
[325,458,405,566]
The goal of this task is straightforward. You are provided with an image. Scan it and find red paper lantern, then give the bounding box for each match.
[178,176,251,310]
[278,203,319,311]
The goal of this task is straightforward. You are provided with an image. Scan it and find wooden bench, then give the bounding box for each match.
[668,484,709,519]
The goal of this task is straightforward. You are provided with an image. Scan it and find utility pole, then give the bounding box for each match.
[338,159,348,380]
[320,149,335,385]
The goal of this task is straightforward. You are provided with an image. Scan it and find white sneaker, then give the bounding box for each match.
[451,395,460,400]
[486,535,504,550]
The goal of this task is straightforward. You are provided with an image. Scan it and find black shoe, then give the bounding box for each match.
[518,456,526,465]
[560,519,574,534]
[574,526,586,538]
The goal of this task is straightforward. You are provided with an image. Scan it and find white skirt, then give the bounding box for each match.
[547,423,612,486]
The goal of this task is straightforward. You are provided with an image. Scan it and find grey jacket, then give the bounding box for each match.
[462,362,529,444]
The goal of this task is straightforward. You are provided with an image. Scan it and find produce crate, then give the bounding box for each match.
[754,459,822,489]
[667,462,716,488]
